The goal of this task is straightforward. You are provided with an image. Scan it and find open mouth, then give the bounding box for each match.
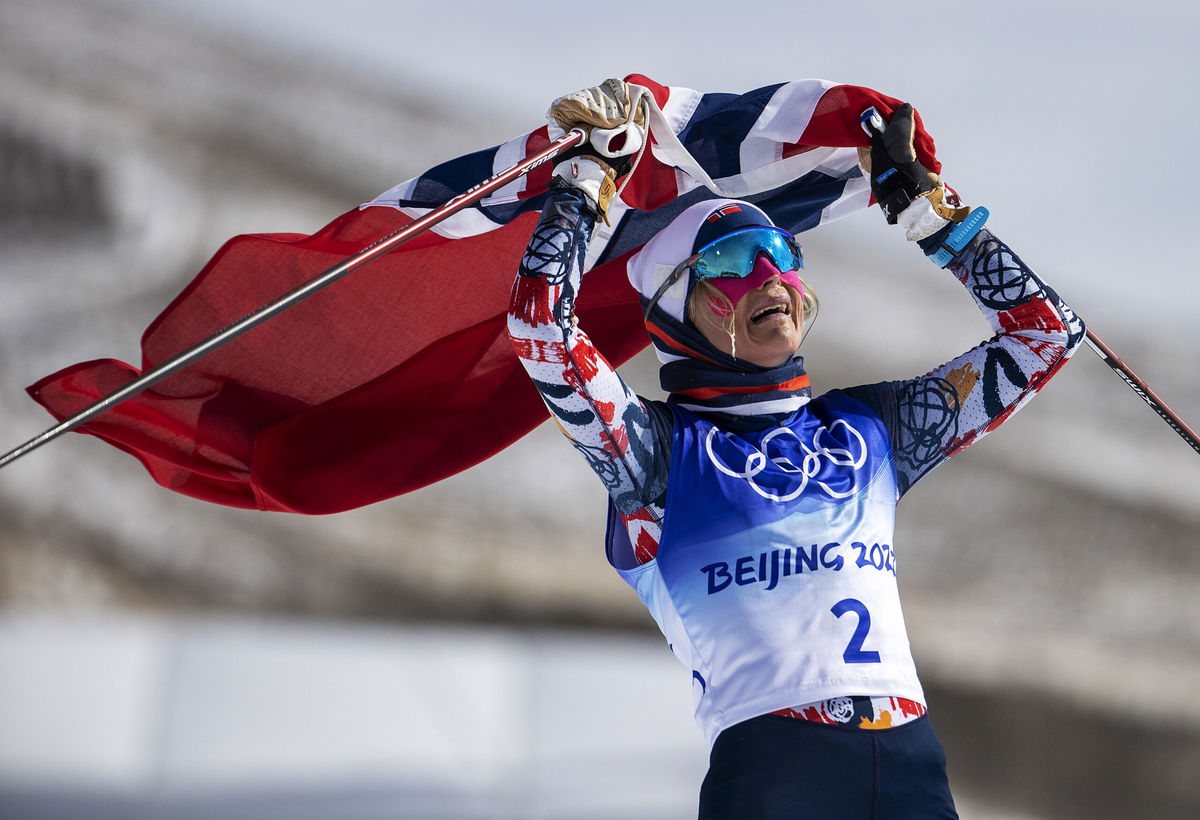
[750,304,791,324]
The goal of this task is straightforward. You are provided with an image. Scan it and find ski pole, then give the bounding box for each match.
[1083,327,1200,456]
[0,129,587,472]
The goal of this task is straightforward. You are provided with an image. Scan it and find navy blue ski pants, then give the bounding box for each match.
[698,714,959,819]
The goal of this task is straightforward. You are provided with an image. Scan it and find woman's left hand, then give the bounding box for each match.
[860,104,970,241]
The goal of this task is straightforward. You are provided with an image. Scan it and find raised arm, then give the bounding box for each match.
[843,104,1084,496]
[506,82,669,558]
[846,229,1083,495]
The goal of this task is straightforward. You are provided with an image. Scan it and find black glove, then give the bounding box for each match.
[860,103,940,224]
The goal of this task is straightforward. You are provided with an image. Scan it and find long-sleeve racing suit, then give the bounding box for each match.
[506,186,1083,734]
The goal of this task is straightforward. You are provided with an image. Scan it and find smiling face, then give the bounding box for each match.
[690,258,806,367]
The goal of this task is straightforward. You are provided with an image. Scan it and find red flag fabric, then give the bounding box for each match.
[28,76,932,513]
[29,208,646,512]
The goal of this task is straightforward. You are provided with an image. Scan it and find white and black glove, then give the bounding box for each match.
[859,104,970,241]
[547,79,648,222]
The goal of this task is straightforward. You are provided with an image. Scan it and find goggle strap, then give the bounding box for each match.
[643,255,697,321]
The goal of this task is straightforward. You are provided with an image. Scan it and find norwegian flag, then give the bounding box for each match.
[28,74,939,513]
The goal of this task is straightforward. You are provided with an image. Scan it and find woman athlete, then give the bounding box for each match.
[507,80,1084,818]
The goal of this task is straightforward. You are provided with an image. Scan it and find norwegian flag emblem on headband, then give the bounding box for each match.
[706,205,744,222]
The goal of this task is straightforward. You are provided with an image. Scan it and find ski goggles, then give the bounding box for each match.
[648,228,806,321]
[702,254,805,316]
[645,227,805,320]
[688,226,804,281]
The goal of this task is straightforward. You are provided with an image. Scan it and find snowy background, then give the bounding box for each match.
[1,1,1198,818]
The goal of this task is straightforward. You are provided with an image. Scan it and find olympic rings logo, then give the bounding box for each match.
[704,420,868,502]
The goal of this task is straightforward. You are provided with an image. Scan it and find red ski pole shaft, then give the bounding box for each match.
[0,129,586,471]
[1083,327,1200,456]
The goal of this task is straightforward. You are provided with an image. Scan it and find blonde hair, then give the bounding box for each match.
[685,278,818,360]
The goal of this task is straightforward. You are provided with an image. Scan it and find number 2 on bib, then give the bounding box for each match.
[831,598,881,664]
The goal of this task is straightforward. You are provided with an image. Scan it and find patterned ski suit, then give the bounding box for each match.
[506,186,1083,744]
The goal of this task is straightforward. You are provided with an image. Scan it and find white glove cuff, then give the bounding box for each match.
[552,158,613,210]
[898,196,950,242]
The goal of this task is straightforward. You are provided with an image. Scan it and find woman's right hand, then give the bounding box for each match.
[546,79,648,223]
[546,78,647,159]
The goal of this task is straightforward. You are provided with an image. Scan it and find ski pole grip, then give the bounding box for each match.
[860,107,885,138]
